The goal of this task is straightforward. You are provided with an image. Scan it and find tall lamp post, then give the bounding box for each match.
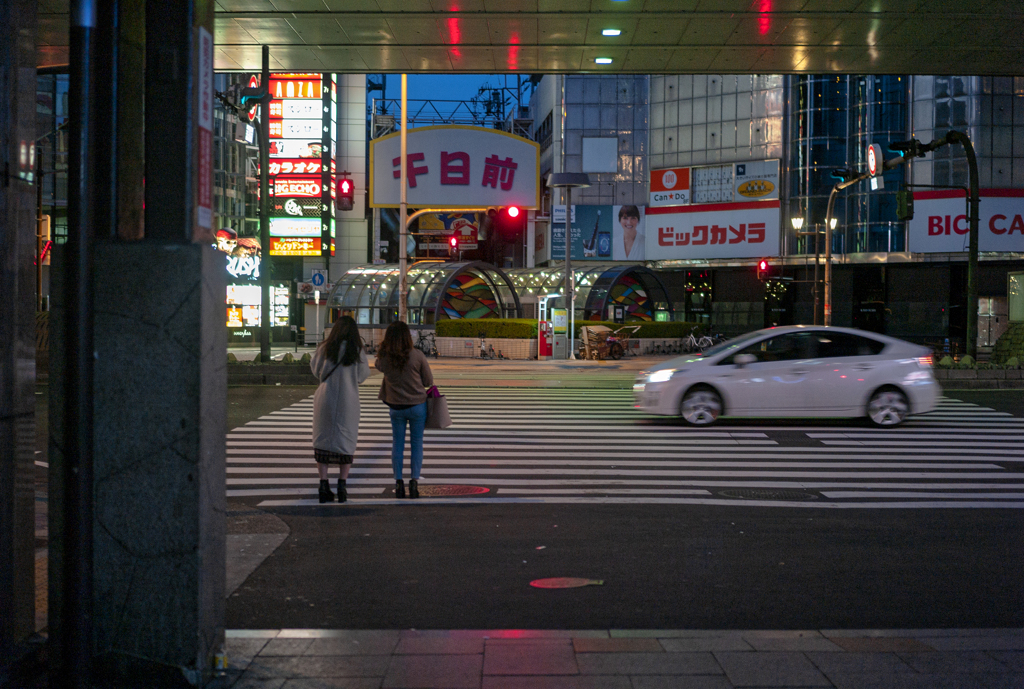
[546,172,590,359]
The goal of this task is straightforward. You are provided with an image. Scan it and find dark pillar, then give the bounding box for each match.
[48,0,225,684]
[0,0,40,661]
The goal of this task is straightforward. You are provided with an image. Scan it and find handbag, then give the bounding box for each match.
[424,385,452,429]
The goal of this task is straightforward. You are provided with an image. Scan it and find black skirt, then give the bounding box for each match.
[314,448,354,465]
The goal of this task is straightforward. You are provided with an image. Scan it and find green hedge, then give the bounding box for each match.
[992,323,1024,364]
[433,318,706,340]
[435,318,538,339]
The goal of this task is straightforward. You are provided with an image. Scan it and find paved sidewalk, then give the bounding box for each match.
[220,627,1024,688]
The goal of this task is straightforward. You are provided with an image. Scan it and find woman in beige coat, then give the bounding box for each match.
[375,321,433,499]
[311,316,370,503]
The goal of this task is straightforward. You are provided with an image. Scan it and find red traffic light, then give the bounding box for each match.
[449,235,458,248]
[507,206,520,218]
[336,176,354,212]
[759,260,768,271]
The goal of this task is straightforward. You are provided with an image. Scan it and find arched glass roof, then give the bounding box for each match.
[328,261,521,326]
[505,264,673,322]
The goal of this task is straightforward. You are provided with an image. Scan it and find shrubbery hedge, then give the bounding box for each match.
[435,318,538,339]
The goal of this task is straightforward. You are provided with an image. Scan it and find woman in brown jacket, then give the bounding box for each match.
[375,321,434,499]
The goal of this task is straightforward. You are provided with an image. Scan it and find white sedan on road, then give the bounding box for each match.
[634,325,939,427]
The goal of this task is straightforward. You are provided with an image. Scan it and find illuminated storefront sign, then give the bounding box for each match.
[270,217,322,237]
[226,285,290,327]
[269,78,322,99]
[909,190,1024,253]
[273,178,322,197]
[269,120,321,139]
[271,237,322,256]
[369,125,539,209]
[268,72,336,256]
[268,100,321,119]
[650,160,780,207]
[645,200,781,260]
[272,197,323,217]
[266,159,322,175]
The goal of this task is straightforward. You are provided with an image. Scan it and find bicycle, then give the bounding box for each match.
[478,332,496,360]
[416,331,438,358]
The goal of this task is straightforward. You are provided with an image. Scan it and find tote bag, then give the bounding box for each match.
[425,385,452,429]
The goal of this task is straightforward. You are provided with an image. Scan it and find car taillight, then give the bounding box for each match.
[916,356,933,368]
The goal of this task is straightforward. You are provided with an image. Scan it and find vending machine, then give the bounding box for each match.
[537,294,555,360]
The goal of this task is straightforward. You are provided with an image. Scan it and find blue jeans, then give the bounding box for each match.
[389,402,427,480]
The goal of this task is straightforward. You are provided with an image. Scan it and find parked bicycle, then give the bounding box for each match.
[415,331,439,358]
[681,326,715,354]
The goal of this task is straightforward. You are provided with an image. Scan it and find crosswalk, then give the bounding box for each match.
[226,389,1024,509]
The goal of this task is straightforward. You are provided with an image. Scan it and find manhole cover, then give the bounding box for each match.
[411,484,490,497]
[530,578,604,589]
[718,489,818,501]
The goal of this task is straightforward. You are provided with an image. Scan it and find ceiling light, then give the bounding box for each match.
[595,57,613,64]
[602,29,621,36]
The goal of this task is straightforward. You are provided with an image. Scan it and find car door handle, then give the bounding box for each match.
[855,365,873,371]
[793,369,808,375]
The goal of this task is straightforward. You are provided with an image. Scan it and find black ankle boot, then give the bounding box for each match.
[336,478,347,503]
[318,479,334,504]
[395,479,405,499]
[409,479,419,499]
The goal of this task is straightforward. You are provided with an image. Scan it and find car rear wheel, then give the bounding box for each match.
[680,386,722,426]
[867,388,909,427]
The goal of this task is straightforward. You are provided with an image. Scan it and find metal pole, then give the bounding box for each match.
[399,74,408,323]
[62,0,97,683]
[812,224,819,325]
[36,146,44,311]
[259,46,271,359]
[946,130,980,360]
[564,188,574,359]
[823,186,839,327]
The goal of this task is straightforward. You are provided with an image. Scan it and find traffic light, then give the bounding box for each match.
[756,259,770,281]
[336,176,354,212]
[448,234,459,257]
[896,189,914,221]
[830,168,858,183]
[889,138,923,158]
[507,206,520,219]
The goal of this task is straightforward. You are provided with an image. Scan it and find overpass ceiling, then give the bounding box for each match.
[36,1,1024,75]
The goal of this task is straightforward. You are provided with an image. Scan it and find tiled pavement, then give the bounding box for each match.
[220,628,1024,689]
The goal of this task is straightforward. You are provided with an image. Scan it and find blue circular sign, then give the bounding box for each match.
[311,272,325,286]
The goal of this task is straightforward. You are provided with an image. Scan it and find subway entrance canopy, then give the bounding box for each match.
[36,1,1024,75]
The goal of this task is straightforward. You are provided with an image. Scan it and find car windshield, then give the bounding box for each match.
[699,330,766,359]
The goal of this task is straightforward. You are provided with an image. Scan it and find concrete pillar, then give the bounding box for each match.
[0,0,40,661]
[48,0,226,683]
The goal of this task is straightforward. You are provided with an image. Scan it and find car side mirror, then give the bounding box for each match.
[734,353,756,367]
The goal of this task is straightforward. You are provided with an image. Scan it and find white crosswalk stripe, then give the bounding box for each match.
[226,390,1024,508]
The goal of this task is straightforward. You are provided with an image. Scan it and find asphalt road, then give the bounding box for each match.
[222,386,1024,632]
[229,503,1024,631]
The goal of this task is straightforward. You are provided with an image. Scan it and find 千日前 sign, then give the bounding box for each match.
[369,125,539,210]
[908,189,1024,253]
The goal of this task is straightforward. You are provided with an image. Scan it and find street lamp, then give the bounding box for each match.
[547,172,591,359]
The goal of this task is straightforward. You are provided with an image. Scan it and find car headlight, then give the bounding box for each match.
[647,369,676,383]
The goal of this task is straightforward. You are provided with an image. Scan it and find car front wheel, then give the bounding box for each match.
[866,388,909,427]
[680,386,722,426]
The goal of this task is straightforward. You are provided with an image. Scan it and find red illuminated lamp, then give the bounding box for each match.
[757,259,770,280]
[336,176,354,212]
[507,206,520,218]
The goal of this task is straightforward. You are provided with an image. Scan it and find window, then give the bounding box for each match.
[726,332,816,363]
[814,332,886,358]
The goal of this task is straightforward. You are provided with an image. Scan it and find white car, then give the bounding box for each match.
[634,325,939,427]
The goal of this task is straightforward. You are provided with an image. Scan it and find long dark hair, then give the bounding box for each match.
[320,315,361,366]
[378,321,413,371]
